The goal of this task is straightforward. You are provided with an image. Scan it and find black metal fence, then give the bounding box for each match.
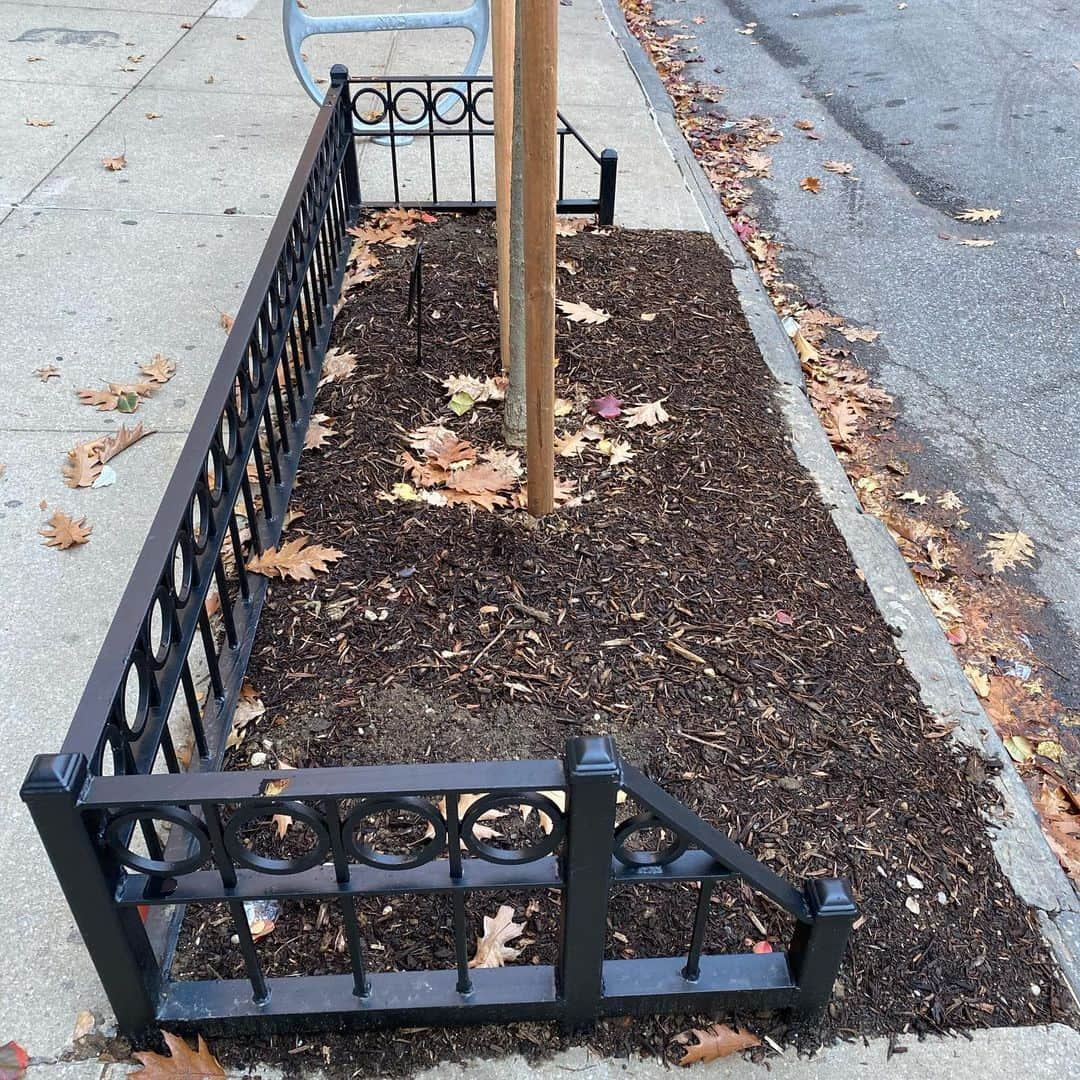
[347,74,618,224]
[21,67,855,1038]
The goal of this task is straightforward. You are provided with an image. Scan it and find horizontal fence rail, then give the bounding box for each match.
[22,67,853,1039]
[346,75,618,224]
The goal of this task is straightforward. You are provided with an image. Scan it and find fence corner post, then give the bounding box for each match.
[330,64,361,213]
[557,735,620,1033]
[598,148,618,226]
[21,753,160,1035]
[788,877,858,1013]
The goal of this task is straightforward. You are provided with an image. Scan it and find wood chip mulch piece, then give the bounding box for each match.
[173,215,1075,1076]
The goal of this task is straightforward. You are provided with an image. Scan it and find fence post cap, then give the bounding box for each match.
[21,752,88,801]
[601,148,618,161]
[805,877,858,919]
[330,64,349,86]
[565,735,620,781]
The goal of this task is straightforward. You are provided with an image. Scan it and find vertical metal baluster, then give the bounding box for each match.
[202,802,238,888]
[262,406,283,487]
[387,80,400,203]
[212,556,238,649]
[240,471,263,556]
[198,608,224,700]
[324,798,370,998]
[445,794,472,994]
[427,80,438,202]
[228,513,250,601]
[559,130,567,204]
[270,363,291,455]
[682,879,715,982]
[301,279,318,364]
[250,436,274,522]
[139,814,166,861]
[286,324,304,417]
[181,660,209,759]
[466,81,477,204]
[228,899,270,1004]
[160,723,181,775]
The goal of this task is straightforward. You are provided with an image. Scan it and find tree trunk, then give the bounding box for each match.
[501,0,527,448]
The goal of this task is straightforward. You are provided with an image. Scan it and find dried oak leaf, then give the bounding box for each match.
[555,217,589,237]
[839,325,881,343]
[109,380,157,398]
[959,238,995,247]
[624,399,671,428]
[304,413,335,451]
[826,401,858,446]
[956,207,1001,222]
[219,312,235,333]
[139,354,176,383]
[557,298,611,325]
[76,387,121,411]
[800,176,822,194]
[468,905,525,968]
[63,442,103,488]
[794,118,815,130]
[742,151,772,177]
[98,422,152,464]
[26,117,55,127]
[983,530,1034,573]
[35,364,61,381]
[319,347,357,386]
[444,463,516,497]
[677,1024,760,1065]
[40,511,92,549]
[132,1032,225,1079]
[247,537,343,581]
[102,152,127,171]
[823,159,856,177]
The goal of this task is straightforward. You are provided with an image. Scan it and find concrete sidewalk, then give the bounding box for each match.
[0,0,703,1065]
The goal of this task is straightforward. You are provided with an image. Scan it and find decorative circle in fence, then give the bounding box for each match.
[105,806,210,876]
[344,797,446,869]
[612,813,689,868]
[223,800,330,874]
[460,792,565,864]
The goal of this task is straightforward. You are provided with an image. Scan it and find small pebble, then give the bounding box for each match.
[1031,983,1041,997]
[937,891,948,905]
[250,751,267,766]
[906,873,925,890]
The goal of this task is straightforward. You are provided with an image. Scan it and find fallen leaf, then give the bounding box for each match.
[794,119,815,130]
[72,1010,96,1042]
[800,176,822,194]
[1003,734,1034,764]
[752,940,773,953]
[468,905,524,968]
[35,364,61,381]
[839,325,880,343]
[98,422,152,464]
[63,442,103,488]
[898,489,927,505]
[964,665,991,699]
[132,1032,225,1079]
[677,1024,760,1065]
[304,414,335,450]
[247,537,344,580]
[742,151,772,177]
[959,238,995,247]
[139,354,176,383]
[640,311,657,322]
[40,511,92,549]
[557,298,611,324]
[983,530,1035,573]
[823,159,856,177]
[554,217,588,236]
[102,153,127,171]
[25,117,55,127]
[606,439,635,466]
[0,1042,29,1080]
[826,400,859,445]
[937,490,963,511]
[319,347,357,386]
[589,394,622,419]
[448,390,476,416]
[145,111,161,120]
[557,259,579,275]
[555,429,589,458]
[956,208,1001,222]
[624,399,670,428]
[774,610,794,626]
[76,387,121,411]
[219,312,234,333]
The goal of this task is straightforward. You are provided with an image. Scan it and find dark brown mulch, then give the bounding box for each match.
[173,215,1073,1076]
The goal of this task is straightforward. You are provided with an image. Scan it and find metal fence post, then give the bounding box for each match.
[21,753,160,1033]
[597,148,618,226]
[787,878,858,1012]
[330,64,361,211]
[557,735,620,1032]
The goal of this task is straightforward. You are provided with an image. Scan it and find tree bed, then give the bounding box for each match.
[172,215,1072,1074]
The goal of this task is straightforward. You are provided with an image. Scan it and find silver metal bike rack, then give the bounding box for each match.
[282,0,490,141]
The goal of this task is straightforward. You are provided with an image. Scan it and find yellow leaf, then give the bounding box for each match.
[1003,735,1033,763]
[964,665,991,699]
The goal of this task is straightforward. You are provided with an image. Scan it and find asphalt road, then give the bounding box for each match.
[648,0,1080,702]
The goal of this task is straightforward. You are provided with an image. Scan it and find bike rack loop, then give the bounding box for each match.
[282,0,490,140]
